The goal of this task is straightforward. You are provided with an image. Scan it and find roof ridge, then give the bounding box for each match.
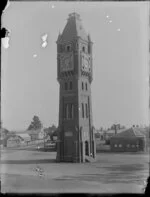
[74,15,78,37]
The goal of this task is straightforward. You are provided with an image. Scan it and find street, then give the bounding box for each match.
[1,148,149,193]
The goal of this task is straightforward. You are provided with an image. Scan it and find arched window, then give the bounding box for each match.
[114,144,117,147]
[119,144,122,147]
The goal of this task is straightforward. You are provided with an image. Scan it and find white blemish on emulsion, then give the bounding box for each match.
[41,34,48,48]
[2,37,10,49]
[2,29,10,49]
[33,54,37,58]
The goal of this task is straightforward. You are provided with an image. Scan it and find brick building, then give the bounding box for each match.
[56,13,96,162]
[110,127,146,152]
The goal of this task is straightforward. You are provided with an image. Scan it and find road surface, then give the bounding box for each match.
[1,148,149,193]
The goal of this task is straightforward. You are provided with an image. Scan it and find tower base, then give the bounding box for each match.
[56,140,96,163]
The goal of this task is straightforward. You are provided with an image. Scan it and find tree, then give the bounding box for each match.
[0,128,9,137]
[27,115,42,130]
[0,128,9,147]
[44,125,57,140]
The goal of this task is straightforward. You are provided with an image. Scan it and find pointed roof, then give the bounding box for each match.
[111,127,145,138]
[58,13,89,42]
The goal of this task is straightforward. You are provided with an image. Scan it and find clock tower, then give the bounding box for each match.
[56,13,96,162]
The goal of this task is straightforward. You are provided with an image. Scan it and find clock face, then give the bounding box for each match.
[60,53,73,72]
[82,55,90,72]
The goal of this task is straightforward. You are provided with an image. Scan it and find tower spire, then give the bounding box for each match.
[60,13,88,42]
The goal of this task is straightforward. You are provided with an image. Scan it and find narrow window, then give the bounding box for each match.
[65,82,68,90]
[70,81,72,90]
[82,103,84,118]
[82,46,85,52]
[67,45,70,52]
[70,104,74,119]
[64,104,67,119]
[85,83,88,91]
[66,104,69,119]
[68,104,71,119]
[85,103,88,118]
[82,82,84,90]
[85,141,89,156]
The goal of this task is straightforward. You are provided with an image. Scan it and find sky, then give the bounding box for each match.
[1,1,149,131]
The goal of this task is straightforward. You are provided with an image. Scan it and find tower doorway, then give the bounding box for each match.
[85,140,89,156]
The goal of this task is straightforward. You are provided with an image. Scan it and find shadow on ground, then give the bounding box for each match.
[3,147,56,152]
[1,159,56,164]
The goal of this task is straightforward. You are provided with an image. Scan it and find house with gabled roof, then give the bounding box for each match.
[110,127,146,152]
[15,132,31,142]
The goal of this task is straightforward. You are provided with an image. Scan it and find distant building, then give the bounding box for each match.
[16,133,31,142]
[104,129,126,140]
[94,129,105,140]
[7,135,22,146]
[110,127,146,152]
[27,129,44,141]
